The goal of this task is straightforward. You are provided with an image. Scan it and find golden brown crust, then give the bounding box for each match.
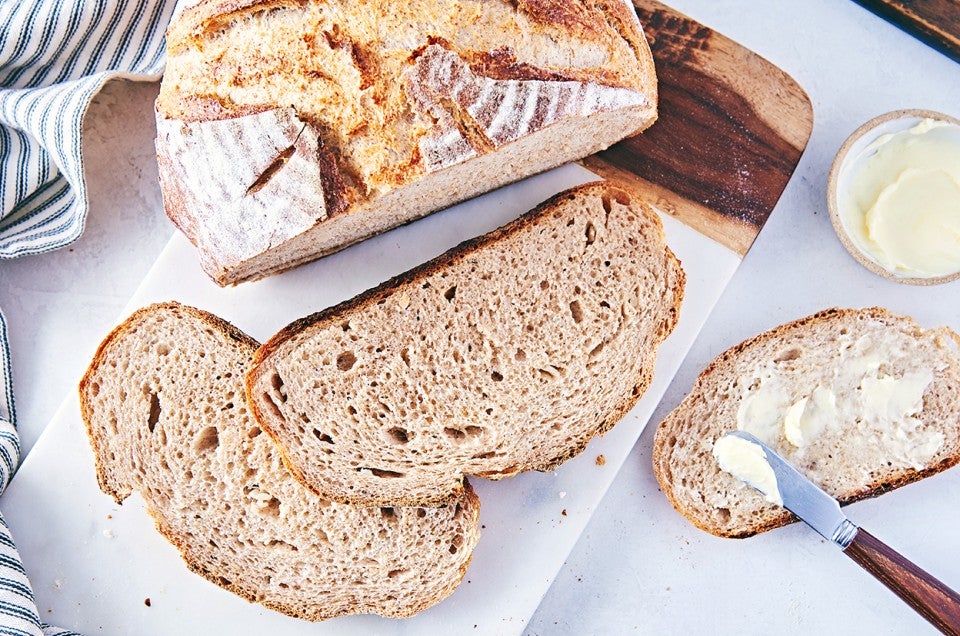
[157,0,658,286]
[166,0,308,54]
[651,307,960,539]
[247,181,684,505]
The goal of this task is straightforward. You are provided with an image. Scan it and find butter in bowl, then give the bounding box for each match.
[828,109,960,285]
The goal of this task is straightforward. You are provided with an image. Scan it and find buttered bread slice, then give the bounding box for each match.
[653,307,960,538]
[80,302,480,620]
[247,182,685,507]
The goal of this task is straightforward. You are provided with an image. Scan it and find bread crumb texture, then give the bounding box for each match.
[653,307,960,538]
[79,302,481,620]
[248,182,685,506]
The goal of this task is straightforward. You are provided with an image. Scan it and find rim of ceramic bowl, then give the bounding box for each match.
[826,108,960,286]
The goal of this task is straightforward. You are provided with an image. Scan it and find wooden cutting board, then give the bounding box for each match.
[582,0,813,255]
[851,0,960,64]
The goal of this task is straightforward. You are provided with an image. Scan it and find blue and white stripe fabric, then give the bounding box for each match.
[0,0,175,256]
[1,0,181,633]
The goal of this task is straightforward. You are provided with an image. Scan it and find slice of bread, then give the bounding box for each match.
[653,307,960,538]
[79,302,480,620]
[246,181,685,506]
[156,0,658,285]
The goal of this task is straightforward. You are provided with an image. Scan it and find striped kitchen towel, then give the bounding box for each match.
[1,0,179,633]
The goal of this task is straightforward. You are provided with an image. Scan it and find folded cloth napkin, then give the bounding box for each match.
[0,0,179,633]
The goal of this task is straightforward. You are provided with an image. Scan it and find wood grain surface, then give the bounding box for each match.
[581,0,813,255]
[852,0,960,64]
[845,528,960,635]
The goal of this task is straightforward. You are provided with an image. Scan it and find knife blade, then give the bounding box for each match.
[723,430,858,547]
[719,431,960,635]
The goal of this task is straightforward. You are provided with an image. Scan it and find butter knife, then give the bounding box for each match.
[723,431,960,635]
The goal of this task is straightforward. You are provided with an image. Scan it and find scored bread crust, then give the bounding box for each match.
[80,302,481,620]
[652,307,960,539]
[246,181,685,507]
[155,0,658,285]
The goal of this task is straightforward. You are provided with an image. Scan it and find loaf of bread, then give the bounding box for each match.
[155,0,658,285]
[246,181,685,506]
[79,302,480,620]
[653,307,960,538]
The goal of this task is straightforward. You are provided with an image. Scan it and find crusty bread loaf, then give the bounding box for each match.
[155,0,658,285]
[246,181,685,506]
[653,307,960,539]
[79,302,480,620]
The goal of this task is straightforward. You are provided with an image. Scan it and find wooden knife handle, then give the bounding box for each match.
[844,528,960,635]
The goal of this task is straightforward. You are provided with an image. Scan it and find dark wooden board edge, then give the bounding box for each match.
[852,0,960,65]
[580,0,814,256]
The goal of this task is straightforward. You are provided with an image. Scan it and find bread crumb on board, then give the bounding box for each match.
[561,509,568,517]
[144,598,151,607]
[595,454,606,466]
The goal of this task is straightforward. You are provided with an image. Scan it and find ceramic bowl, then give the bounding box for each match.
[827,108,960,285]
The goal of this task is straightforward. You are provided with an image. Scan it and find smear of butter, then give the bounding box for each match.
[840,118,960,278]
[713,435,782,507]
[734,337,940,475]
[783,387,836,448]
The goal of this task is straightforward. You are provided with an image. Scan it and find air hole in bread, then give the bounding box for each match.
[247,427,261,438]
[538,368,556,381]
[444,427,465,441]
[400,348,411,367]
[336,351,357,371]
[473,451,495,460]
[195,427,219,453]
[416,509,427,518]
[364,468,404,479]
[588,341,605,359]
[540,280,549,290]
[269,373,286,402]
[569,300,583,324]
[585,221,596,246]
[449,544,458,554]
[514,348,526,361]
[490,371,503,382]
[157,343,171,356]
[147,392,161,433]
[259,496,281,517]
[380,507,395,520]
[717,508,731,523]
[385,427,408,445]
[262,392,283,419]
[465,426,483,437]
[774,348,801,363]
[444,285,457,301]
[387,568,405,579]
[313,429,334,444]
